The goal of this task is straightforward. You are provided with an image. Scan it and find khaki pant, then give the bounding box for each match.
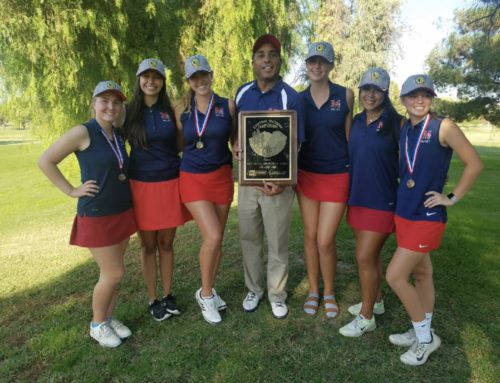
[238,186,295,303]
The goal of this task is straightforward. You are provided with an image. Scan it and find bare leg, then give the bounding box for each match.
[157,228,176,297]
[386,247,430,322]
[354,230,390,318]
[297,193,320,294]
[185,201,226,297]
[139,230,160,301]
[316,201,346,296]
[211,204,231,287]
[90,238,128,323]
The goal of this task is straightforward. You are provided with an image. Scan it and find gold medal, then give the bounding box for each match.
[196,140,204,150]
[406,179,415,188]
[118,173,127,181]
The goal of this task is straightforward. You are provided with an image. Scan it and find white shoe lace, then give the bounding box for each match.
[245,292,257,301]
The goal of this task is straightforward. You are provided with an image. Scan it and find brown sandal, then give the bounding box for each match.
[323,295,339,318]
[303,293,320,315]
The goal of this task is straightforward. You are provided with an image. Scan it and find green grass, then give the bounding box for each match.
[0,124,498,382]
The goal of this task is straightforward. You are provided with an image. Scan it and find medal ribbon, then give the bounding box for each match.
[194,93,215,140]
[100,128,124,172]
[404,114,430,177]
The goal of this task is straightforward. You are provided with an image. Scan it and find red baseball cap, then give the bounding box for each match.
[253,34,281,55]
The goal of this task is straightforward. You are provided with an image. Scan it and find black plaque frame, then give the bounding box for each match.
[238,110,297,186]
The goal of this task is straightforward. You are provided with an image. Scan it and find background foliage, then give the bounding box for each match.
[0,0,302,140]
[427,0,499,126]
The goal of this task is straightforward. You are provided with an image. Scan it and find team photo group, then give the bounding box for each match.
[37,33,483,366]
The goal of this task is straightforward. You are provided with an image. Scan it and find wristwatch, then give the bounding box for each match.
[447,192,458,205]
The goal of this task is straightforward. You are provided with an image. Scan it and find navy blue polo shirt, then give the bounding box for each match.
[396,115,453,222]
[298,81,349,174]
[348,110,399,211]
[235,79,305,143]
[128,103,180,182]
[180,94,233,173]
[75,119,133,216]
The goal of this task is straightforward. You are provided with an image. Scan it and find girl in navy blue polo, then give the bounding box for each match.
[175,55,237,325]
[297,42,354,318]
[339,68,403,337]
[124,59,191,322]
[38,81,137,348]
[385,74,482,365]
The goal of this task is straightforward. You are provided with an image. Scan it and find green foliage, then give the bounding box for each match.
[0,1,302,141]
[313,0,402,88]
[426,0,499,126]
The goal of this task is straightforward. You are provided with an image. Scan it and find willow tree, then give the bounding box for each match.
[0,0,303,139]
[313,0,402,89]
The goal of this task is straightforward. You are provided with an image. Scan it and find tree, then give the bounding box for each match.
[426,0,499,125]
[0,1,303,140]
[312,0,402,89]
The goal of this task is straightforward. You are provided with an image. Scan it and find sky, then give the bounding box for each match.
[393,0,472,88]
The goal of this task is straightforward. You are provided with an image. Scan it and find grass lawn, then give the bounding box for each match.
[0,124,498,382]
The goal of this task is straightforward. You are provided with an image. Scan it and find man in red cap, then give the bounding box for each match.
[235,34,305,320]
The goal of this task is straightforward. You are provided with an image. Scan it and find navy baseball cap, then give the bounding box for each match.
[253,34,281,55]
[136,58,166,78]
[305,42,334,64]
[92,81,126,101]
[400,74,437,97]
[184,55,212,79]
[359,67,390,92]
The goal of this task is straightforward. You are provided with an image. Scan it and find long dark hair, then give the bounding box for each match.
[124,76,176,149]
[360,88,403,137]
[380,93,403,136]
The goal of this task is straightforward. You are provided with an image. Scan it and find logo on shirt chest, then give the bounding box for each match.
[214,106,225,117]
[376,121,384,132]
[160,112,171,121]
[330,99,341,111]
[421,130,432,143]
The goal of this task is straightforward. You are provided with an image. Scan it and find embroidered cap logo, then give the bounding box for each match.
[415,76,426,85]
[316,44,324,52]
[149,60,158,68]
[371,71,380,81]
[191,58,201,68]
[106,81,115,89]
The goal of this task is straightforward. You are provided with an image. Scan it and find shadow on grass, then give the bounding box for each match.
[2,147,499,383]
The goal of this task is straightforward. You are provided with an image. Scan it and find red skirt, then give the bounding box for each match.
[347,206,395,233]
[130,178,192,231]
[179,165,234,205]
[296,169,349,203]
[395,215,446,253]
[70,208,137,248]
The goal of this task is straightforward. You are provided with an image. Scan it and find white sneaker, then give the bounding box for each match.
[195,288,222,325]
[339,315,376,337]
[400,333,441,366]
[108,318,132,339]
[348,300,385,316]
[89,322,122,348]
[242,291,260,312]
[389,328,436,347]
[270,301,288,319]
[212,288,227,311]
